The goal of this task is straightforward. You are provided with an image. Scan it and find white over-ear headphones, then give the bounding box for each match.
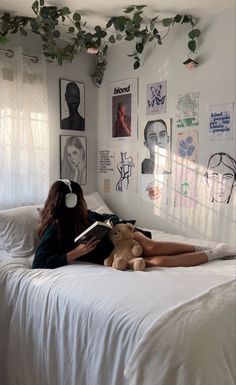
[60,179,78,208]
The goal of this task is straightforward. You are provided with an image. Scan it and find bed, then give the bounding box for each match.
[0,192,235,385]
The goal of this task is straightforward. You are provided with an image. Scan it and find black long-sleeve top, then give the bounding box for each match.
[32,211,122,269]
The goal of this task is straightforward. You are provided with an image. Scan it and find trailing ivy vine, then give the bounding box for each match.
[0,1,201,86]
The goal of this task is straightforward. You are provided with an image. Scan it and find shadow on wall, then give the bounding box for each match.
[141,149,236,244]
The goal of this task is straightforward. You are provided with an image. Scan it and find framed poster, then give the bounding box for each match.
[60,135,87,185]
[107,78,138,144]
[60,79,85,131]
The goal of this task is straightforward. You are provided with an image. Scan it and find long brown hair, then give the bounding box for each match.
[38,180,88,238]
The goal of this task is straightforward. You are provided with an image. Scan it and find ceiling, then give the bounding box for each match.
[0,0,235,30]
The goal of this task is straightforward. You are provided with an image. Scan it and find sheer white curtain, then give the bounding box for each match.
[0,48,49,209]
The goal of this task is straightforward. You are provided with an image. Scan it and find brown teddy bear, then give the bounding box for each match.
[104,223,145,271]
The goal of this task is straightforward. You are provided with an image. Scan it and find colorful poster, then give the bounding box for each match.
[204,152,236,204]
[174,164,198,208]
[107,78,138,144]
[176,129,199,163]
[141,118,172,175]
[141,174,168,204]
[176,92,199,127]
[208,102,234,140]
[146,80,167,115]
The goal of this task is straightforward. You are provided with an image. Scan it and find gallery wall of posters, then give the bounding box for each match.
[107,78,138,144]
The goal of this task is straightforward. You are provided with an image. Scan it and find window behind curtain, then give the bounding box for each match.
[0,48,49,209]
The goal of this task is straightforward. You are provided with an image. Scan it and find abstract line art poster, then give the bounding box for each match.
[208,102,234,140]
[146,80,167,115]
[176,129,199,163]
[107,78,138,144]
[176,92,199,127]
[115,150,138,193]
[141,174,168,204]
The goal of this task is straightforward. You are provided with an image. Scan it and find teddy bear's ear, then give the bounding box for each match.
[126,223,134,232]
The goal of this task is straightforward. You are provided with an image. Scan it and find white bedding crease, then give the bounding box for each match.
[0,229,235,385]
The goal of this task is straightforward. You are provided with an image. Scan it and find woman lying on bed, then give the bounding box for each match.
[32,180,235,269]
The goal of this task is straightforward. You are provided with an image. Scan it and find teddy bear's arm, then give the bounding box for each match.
[104,252,114,267]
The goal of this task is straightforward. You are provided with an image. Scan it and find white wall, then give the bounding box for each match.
[4,32,99,194]
[97,10,236,244]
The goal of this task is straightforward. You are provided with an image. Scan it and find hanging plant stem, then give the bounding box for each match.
[0,1,201,85]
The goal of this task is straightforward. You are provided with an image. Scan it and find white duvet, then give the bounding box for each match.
[0,230,235,385]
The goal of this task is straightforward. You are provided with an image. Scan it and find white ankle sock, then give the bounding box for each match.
[204,243,236,261]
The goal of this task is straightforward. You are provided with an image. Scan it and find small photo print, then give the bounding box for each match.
[60,79,85,131]
[60,135,87,185]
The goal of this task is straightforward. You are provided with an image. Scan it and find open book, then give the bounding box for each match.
[74,221,112,243]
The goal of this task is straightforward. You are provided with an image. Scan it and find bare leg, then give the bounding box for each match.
[133,231,208,267]
[144,252,208,267]
[133,231,196,256]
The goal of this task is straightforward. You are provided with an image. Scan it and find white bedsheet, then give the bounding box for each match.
[0,230,235,385]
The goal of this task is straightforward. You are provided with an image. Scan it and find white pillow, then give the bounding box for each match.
[0,205,41,258]
[84,192,113,214]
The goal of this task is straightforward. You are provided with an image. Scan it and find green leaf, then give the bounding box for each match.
[125,20,135,32]
[124,6,135,13]
[0,35,9,43]
[95,25,102,32]
[116,33,123,41]
[136,42,143,54]
[162,18,173,27]
[174,14,182,23]
[19,27,27,36]
[136,5,146,10]
[109,35,116,43]
[60,7,70,16]
[106,18,113,28]
[188,39,196,52]
[40,7,49,18]
[52,29,60,38]
[40,0,44,5]
[134,60,140,70]
[73,12,81,21]
[68,26,75,33]
[193,28,201,37]
[149,35,155,42]
[32,1,39,15]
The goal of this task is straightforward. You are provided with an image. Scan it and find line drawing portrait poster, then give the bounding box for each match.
[141,174,168,204]
[208,102,234,140]
[146,80,167,115]
[107,78,138,144]
[176,92,199,127]
[60,135,87,185]
[176,129,199,163]
[60,79,85,131]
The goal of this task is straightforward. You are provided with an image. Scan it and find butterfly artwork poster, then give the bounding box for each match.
[146,80,167,115]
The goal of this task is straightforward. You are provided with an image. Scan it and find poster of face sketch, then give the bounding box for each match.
[146,80,167,115]
[98,148,138,193]
[141,118,172,174]
[176,129,199,163]
[60,135,87,185]
[176,92,199,127]
[107,78,138,144]
[60,79,85,131]
[204,152,236,204]
[208,102,234,140]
